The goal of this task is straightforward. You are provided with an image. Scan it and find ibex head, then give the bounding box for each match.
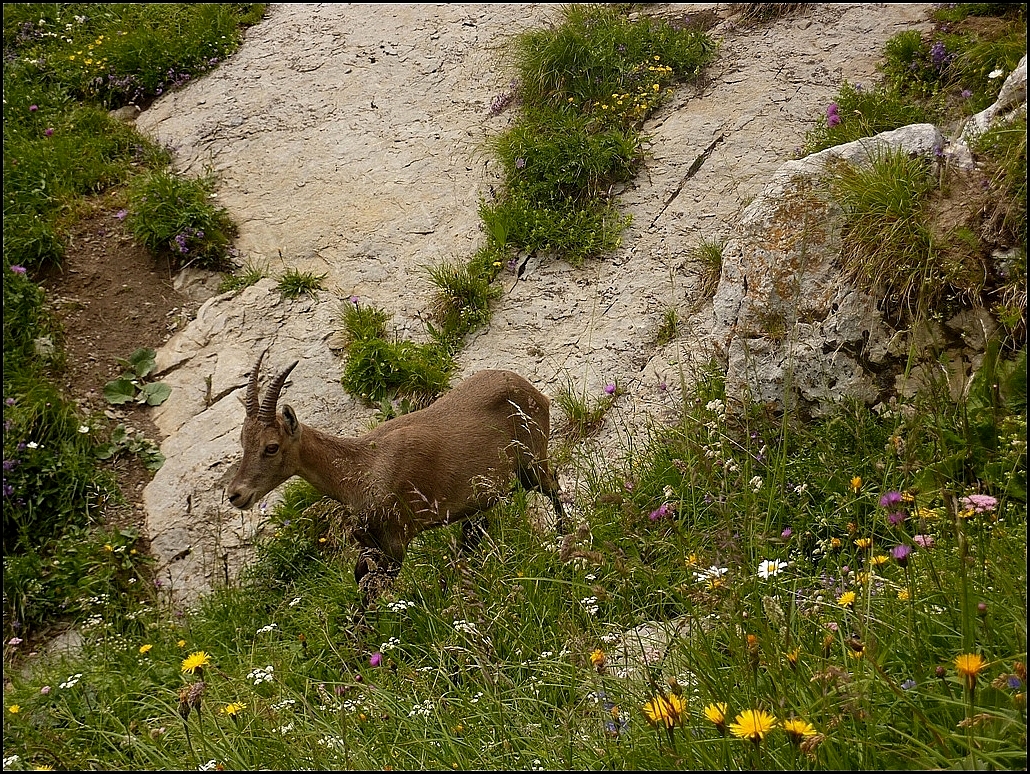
[227,351,301,510]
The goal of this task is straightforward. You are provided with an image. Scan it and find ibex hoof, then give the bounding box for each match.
[359,570,396,605]
[355,547,395,583]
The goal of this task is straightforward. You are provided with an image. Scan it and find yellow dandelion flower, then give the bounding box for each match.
[782,717,818,745]
[139,643,153,655]
[785,647,801,668]
[703,702,728,733]
[221,701,247,717]
[103,543,114,552]
[642,692,687,728]
[729,708,777,744]
[897,588,910,601]
[916,507,939,520]
[177,639,187,648]
[855,537,872,549]
[856,571,870,585]
[850,476,862,492]
[869,554,889,567]
[955,653,987,691]
[8,704,21,714]
[589,648,606,669]
[181,650,212,674]
[830,537,842,549]
[838,590,856,608]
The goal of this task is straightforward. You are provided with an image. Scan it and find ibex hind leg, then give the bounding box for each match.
[520,461,565,535]
[459,515,490,555]
[355,546,402,610]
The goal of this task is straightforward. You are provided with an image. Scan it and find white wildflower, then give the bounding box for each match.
[757,559,789,579]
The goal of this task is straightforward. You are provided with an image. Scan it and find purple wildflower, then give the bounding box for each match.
[604,383,616,396]
[10,265,27,275]
[826,102,841,127]
[1008,675,1023,690]
[961,88,972,99]
[781,527,792,540]
[929,41,952,69]
[891,544,912,567]
[44,127,53,137]
[888,511,906,526]
[879,491,903,508]
[29,104,38,112]
[901,679,917,690]
[648,503,673,521]
[515,157,526,170]
[116,209,128,221]
[369,652,382,667]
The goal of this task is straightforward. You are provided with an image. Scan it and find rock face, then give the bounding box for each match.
[712,58,1026,417]
[710,123,944,417]
[136,3,984,605]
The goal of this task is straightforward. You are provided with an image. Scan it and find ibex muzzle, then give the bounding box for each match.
[226,351,565,605]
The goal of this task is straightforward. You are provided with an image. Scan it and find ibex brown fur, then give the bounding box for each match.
[227,352,565,604]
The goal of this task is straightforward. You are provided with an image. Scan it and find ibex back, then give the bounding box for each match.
[227,352,565,604]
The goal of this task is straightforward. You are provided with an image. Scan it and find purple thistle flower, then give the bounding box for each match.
[10,265,27,275]
[879,491,903,508]
[781,527,792,540]
[891,544,912,567]
[888,511,906,526]
[827,113,841,128]
[369,652,382,667]
[604,383,616,395]
[648,503,672,521]
[44,127,53,137]
[29,104,38,112]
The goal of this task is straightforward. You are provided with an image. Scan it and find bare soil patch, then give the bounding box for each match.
[38,196,199,537]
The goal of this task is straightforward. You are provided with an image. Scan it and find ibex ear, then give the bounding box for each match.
[281,404,300,436]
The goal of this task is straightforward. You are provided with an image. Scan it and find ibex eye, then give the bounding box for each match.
[264,444,279,456]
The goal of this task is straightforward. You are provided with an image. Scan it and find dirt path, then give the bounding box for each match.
[127,3,932,601]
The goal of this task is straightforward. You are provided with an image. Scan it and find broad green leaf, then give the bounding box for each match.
[103,377,137,405]
[125,347,158,379]
[139,381,172,406]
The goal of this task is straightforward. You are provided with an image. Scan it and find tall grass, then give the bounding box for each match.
[3,356,1024,770]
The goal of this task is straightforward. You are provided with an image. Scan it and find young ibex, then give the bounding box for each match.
[227,352,565,604]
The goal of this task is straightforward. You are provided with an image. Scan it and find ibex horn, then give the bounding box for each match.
[245,350,268,418]
[258,360,299,425]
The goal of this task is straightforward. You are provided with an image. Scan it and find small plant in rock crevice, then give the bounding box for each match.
[276,267,327,300]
